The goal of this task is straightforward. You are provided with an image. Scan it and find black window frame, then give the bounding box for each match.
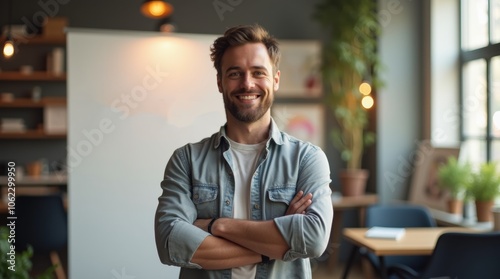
[460,0,500,162]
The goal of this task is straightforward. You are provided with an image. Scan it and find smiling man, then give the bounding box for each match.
[155,24,333,279]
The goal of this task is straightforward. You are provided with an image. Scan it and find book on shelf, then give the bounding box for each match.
[365,226,406,240]
[1,118,26,132]
[2,25,28,37]
[44,106,67,134]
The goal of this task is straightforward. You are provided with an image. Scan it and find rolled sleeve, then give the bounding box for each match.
[165,220,209,268]
[274,193,333,261]
[273,147,333,261]
[155,146,208,268]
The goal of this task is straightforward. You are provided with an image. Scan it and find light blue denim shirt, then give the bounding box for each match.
[155,119,333,279]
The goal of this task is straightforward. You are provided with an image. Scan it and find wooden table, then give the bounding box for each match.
[326,193,378,271]
[342,227,474,279]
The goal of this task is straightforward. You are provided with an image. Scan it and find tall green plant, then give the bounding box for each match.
[313,0,381,169]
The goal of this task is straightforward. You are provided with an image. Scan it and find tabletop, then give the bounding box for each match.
[343,227,475,256]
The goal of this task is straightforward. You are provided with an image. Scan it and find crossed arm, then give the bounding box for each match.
[191,191,313,270]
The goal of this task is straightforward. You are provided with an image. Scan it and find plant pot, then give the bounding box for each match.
[475,200,495,222]
[447,199,463,215]
[339,169,369,197]
[493,207,500,231]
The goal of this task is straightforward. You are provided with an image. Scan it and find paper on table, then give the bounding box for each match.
[365,226,406,240]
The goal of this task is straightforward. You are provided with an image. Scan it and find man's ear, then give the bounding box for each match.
[273,70,280,91]
[217,74,223,93]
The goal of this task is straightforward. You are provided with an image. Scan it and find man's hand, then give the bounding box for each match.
[285,190,312,215]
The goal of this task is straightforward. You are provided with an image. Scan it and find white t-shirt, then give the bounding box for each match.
[227,138,266,279]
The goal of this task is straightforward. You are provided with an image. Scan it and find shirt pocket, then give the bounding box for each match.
[267,185,296,219]
[192,184,219,219]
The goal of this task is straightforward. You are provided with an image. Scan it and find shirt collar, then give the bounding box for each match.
[214,117,284,149]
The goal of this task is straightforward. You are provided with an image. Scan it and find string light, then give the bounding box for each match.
[361,95,374,109]
[359,82,372,95]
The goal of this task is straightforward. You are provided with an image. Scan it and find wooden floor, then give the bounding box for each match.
[312,261,366,279]
[30,250,363,279]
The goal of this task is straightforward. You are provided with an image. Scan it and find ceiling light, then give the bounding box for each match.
[141,0,173,19]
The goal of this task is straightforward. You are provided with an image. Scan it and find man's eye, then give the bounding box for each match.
[228,72,241,78]
[254,71,266,77]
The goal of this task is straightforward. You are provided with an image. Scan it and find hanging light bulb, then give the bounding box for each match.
[3,38,15,59]
[141,0,173,19]
[359,82,372,95]
[361,95,374,109]
[3,0,15,59]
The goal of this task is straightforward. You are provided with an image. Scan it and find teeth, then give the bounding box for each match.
[239,95,257,100]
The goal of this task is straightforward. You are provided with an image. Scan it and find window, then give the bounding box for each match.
[460,0,500,164]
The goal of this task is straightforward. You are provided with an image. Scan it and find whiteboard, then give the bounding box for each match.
[67,29,225,279]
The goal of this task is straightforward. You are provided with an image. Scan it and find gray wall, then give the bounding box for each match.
[377,0,423,202]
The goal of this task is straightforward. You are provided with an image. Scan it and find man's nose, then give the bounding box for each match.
[241,73,255,90]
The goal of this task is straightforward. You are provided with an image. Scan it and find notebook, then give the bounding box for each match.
[365,226,406,240]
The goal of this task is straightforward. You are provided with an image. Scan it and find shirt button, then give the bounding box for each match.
[225,200,230,205]
[193,194,199,200]
[254,204,260,209]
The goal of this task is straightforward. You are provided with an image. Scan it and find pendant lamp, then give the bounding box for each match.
[141,0,173,19]
[3,0,15,59]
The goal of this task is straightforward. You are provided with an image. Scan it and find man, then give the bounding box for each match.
[155,24,333,279]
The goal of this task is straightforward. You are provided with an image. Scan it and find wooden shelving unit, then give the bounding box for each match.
[0,35,66,45]
[0,98,67,139]
[0,71,66,81]
[0,130,66,139]
[0,174,68,186]
[0,97,66,107]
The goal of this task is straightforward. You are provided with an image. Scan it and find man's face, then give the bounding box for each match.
[217,43,280,123]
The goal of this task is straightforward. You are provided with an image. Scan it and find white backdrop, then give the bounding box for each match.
[67,29,225,279]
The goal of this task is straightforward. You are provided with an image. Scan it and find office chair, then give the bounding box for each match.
[390,232,500,279]
[16,194,68,279]
[361,204,436,278]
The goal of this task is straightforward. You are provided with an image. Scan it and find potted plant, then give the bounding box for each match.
[436,157,472,215]
[469,162,500,222]
[313,0,381,196]
[0,227,55,279]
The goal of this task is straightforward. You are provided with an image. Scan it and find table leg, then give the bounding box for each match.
[378,256,387,279]
[327,210,344,272]
[359,207,367,226]
[341,245,359,279]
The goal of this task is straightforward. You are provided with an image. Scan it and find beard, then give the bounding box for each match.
[223,87,274,123]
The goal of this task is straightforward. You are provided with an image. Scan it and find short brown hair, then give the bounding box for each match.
[210,24,280,77]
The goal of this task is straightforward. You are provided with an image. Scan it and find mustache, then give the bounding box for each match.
[231,88,263,95]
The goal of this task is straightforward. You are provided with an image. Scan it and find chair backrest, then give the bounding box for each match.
[365,204,436,228]
[364,204,436,272]
[420,232,500,279]
[16,195,68,252]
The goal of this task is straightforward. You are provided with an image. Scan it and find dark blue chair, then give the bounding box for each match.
[390,232,500,279]
[342,203,436,279]
[362,204,436,277]
[16,194,68,279]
